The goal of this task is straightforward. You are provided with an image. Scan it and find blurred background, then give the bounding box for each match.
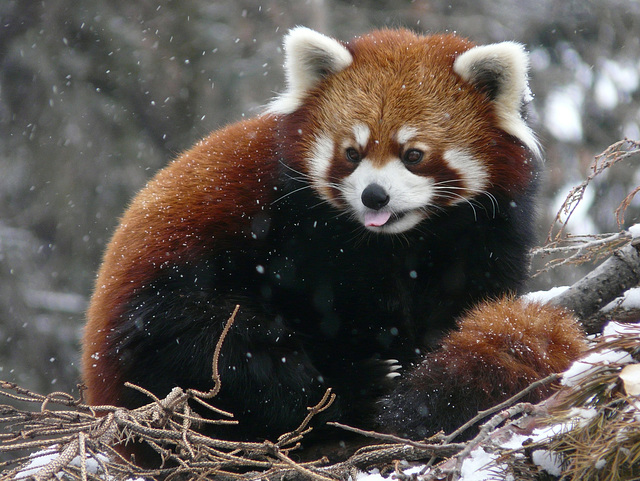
[0,0,639,398]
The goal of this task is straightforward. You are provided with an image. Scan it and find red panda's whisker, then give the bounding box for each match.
[271,184,315,204]
[278,159,313,179]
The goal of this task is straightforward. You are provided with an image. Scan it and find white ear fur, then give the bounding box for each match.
[267,27,353,115]
[454,42,540,157]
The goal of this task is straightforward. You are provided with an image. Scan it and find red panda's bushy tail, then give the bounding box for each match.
[377,296,587,439]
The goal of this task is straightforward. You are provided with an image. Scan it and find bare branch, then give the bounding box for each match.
[277,388,336,448]
[616,185,640,227]
[443,373,560,443]
[532,231,631,275]
[188,304,239,400]
[548,138,640,243]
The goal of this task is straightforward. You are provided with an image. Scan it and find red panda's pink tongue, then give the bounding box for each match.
[364,211,392,227]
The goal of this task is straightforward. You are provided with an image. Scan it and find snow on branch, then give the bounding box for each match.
[532,231,631,275]
[550,238,640,333]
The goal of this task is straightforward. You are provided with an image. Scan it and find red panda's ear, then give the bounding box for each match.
[268,27,353,115]
[454,42,540,157]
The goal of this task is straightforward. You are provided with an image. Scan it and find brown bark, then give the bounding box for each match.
[551,239,640,333]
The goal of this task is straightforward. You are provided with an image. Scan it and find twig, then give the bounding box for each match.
[266,442,336,481]
[189,305,240,400]
[532,231,630,275]
[277,388,335,448]
[78,432,88,481]
[33,438,79,481]
[548,138,640,243]
[327,422,452,451]
[616,185,640,227]
[450,403,535,481]
[443,373,560,443]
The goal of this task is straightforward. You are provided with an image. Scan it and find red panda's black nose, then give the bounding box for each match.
[361,183,390,210]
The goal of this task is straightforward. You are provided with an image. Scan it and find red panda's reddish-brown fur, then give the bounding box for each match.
[447,298,585,386]
[83,116,282,406]
[378,297,587,437]
[82,27,585,464]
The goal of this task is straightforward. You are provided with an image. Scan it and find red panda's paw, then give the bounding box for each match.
[376,296,587,439]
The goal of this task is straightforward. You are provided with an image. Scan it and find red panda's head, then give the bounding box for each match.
[269,28,540,234]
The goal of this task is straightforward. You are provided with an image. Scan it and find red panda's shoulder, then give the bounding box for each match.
[94,114,281,295]
[108,114,280,264]
[83,114,281,404]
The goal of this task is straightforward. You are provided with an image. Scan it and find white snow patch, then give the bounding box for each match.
[355,465,423,481]
[567,406,599,424]
[531,423,573,441]
[16,447,109,480]
[602,59,640,95]
[602,319,640,336]
[594,73,619,110]
[68,453,110,474]
[524,286,569,304]
[594,458,607,470]
[629,223,640,239]
[497,424,579,479]
[459,447,505,481]
[562,349,634,387]
[354,467,386,481]
[15,447,60,479]
[531,450,563,476]
[499,433,531,451]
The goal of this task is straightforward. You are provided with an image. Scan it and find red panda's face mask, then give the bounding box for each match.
[269,28,539,234]
[306,126,458,234]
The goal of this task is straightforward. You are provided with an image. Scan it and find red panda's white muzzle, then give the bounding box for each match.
[340,159,435,234]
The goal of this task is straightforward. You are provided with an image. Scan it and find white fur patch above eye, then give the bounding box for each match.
[454,42,540,159]
[443,149,489,196]
[352,124,370,149]
[396,126,418,145]
[268,27,353,115]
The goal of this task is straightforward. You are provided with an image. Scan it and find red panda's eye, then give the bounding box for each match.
[403,149,424,165]
[345,147,362,163]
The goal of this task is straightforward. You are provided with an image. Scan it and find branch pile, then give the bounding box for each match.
[2,325,639,481]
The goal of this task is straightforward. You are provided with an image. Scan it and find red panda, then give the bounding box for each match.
[82,27,585,461]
